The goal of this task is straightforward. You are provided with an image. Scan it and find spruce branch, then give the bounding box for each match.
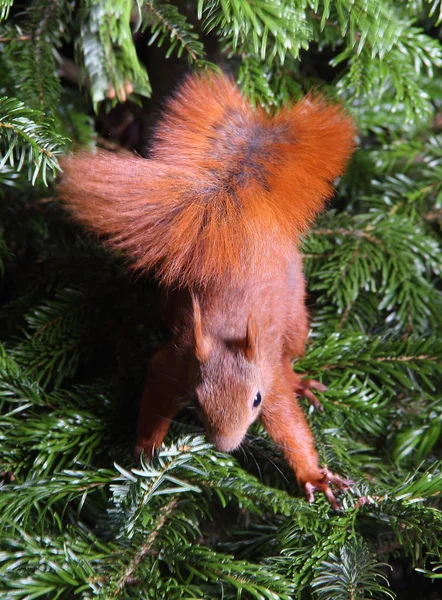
[297,334,441,388]
[162,543,296,599]
[26,0,64,114]
[0,0,70,119]
[307,2,442,119]
[237,53,278,107]
[11,286,96,387]
[108,498,178,597]
[199,0,311,62]
[76,0,151,108]
[365,496,442,564]
[311,0,404,58]
[311,538,394,600]
[306,212,441,332]
[0,0,13,22]
[107,436,298,542]
[333,27,442,120]
[0,470,115,531]
[426,0,442,24]
[141,0,205,63]
[0,96,65,184]
[0,522,117,599]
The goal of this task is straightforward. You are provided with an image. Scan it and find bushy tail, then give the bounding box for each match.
[58,73,355,287]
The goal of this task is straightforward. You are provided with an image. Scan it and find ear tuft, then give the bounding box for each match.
[244,317,259,362]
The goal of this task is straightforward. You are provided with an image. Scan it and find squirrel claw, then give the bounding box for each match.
[296,379,327,410]
[134,445,143,462]
[134,442,155,463]
[302,389,323,411]
[303,469,353,510]
[305,481,341,510]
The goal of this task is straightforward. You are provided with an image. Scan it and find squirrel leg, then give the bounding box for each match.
[135,345,184,461]
[261,378,352,509]
[283,258,325,409]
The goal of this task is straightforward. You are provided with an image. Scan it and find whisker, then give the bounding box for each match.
[242,439,262,480]
[247,431,308,457]
[175,394,193,404]
[239,444,249,468]
[162,373,181,384]
[265,455,290,485]
[154,414,204,431]
[244,434,290,484]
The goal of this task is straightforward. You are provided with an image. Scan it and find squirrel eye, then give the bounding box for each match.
[253,391,262,408]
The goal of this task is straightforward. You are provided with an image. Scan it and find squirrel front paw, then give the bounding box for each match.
[134,441,156,463]
[301,468,353,510]
[296,378,327,410]
[288,371,327,410]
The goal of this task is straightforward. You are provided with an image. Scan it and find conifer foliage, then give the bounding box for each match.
[1,1,442,598]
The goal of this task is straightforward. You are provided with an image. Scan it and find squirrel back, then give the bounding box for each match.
[58,73,355,287]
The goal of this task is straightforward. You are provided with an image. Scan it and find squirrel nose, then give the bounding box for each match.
[213,434,241,453]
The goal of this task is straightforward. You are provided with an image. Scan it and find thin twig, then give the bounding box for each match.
[0,35,32,42]
[320,354,438,371]
[314,227,383,246]
[112,498,178,595]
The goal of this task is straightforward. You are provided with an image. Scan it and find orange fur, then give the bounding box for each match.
[58,72,356,507]
[59,73,355,288]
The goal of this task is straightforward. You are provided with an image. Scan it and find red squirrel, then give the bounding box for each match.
[58,73,356,508]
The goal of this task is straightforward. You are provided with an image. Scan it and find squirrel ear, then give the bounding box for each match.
[192,294,212,363]
[244,316,259,362]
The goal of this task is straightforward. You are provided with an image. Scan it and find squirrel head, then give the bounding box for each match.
[191,296,264,452]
